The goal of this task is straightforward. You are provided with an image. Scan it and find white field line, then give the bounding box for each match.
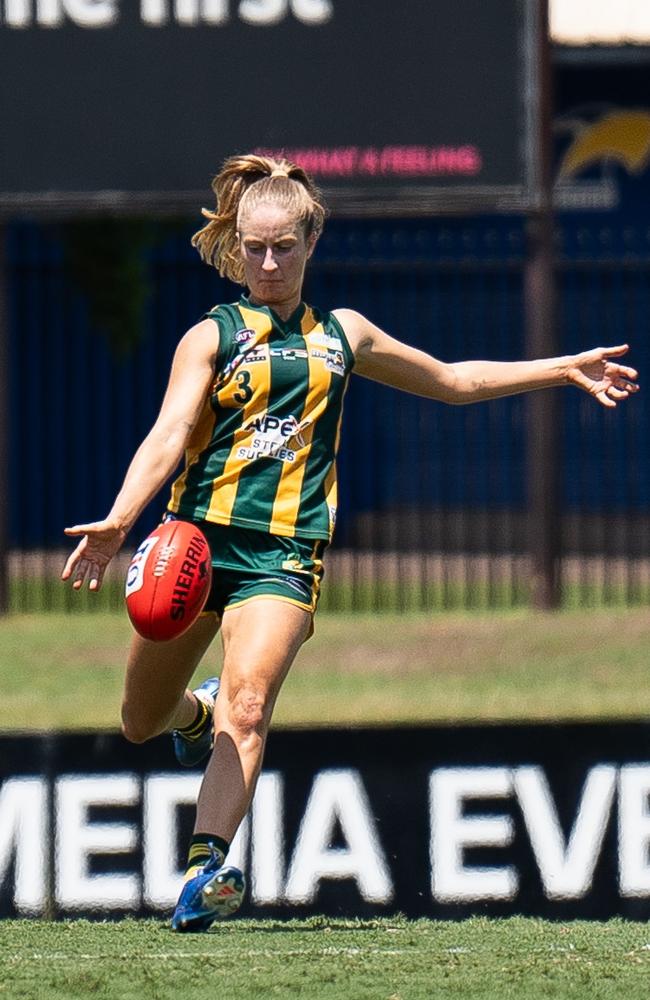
[5,948,422,961]
[3,945,649,962]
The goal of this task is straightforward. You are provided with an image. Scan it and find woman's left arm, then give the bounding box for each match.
[335,309,639,408]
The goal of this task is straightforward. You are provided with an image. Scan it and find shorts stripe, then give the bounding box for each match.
[224,594,315,614]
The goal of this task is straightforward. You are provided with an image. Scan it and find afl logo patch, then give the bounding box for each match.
[235,328,256,345]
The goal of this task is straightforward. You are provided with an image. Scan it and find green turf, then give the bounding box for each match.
[1,916,649,1000]
[1,608,650,730]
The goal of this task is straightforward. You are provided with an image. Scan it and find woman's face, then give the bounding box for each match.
[238,203,315,307]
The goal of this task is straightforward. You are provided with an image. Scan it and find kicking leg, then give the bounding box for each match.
[121,613,220,744]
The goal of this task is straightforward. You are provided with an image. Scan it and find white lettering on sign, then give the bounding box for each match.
[141,770,280,907]
[285,769,393,904]
[238,0,285,24]
[143,772,202,908]
[430,767,517,902]
[291,0,330,25]
[63,0,117,25]
[141,0,228,24]
[0,778,47,912]
[55,774,140,908]
[2,762,650,914]
[514,765,617,900]
[1,0,332,26]
[429,764,628,903]
[3,0,29,24]
[3,0,117,26]
[250,770,285,903]
[618,765,650,896]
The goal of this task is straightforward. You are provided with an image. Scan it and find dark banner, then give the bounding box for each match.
[0,0,536,215]
[1,723,650,920]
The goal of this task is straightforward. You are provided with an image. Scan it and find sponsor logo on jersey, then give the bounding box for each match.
[310,331,343,351]
[325,350,346,376]
[216,340,268,386]
[237,413,312,463]
[310,346,346,375]
[237,443,297,463]
[270,347,309,360]
[217,352,246,386]
[242,347,266,365]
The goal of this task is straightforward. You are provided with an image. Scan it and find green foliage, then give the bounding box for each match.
[1,917,649,1000]
[62,220,156,356]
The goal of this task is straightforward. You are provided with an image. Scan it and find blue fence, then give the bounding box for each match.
[6,217,650,609]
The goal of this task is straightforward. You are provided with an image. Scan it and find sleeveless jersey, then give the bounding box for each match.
[168,295,354,541]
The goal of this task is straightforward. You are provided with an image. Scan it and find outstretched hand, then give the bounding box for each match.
[61,520,128,591]
[566,345,639,408]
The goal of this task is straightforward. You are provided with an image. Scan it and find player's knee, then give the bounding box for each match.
[121,707,156,744]
[225,682,268,746]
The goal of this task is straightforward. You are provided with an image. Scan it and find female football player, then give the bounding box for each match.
[61,154,639,931]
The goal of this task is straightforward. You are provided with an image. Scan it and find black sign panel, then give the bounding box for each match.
[1,723,650,921]
[0,0,538,216]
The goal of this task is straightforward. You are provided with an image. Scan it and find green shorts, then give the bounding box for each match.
[163,514,326,617]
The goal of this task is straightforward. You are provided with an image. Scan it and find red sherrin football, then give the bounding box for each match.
[125,520,212,641]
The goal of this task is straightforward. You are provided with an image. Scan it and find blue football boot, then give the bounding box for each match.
[172,677,220,767]
[171,850,246,932]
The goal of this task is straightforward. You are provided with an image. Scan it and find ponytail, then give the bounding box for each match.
[192,154,326,284]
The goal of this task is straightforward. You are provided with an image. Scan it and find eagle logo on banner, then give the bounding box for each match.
[558,110,650,179]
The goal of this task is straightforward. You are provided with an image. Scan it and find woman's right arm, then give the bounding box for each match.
[61,318,219,591]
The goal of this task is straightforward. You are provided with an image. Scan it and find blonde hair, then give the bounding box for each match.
[192,154,326,284]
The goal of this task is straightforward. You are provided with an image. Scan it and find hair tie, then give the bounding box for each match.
[270,168,289,178]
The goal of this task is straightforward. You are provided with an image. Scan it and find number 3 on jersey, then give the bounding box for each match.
[233,370,253,404]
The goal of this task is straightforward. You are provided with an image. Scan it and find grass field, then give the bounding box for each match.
[2,610,650,998]
[1,607,650,729]
[1,916,649,1000]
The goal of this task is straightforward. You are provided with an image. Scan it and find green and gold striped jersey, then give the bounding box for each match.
[168,295,354,541]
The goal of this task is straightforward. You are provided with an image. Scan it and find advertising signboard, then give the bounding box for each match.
[0,0,540,215]
[1,723,649,920]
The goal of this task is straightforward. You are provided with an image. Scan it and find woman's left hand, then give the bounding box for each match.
[566,344,639,408]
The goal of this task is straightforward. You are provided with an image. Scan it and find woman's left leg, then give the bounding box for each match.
[194,597,311,841]
[171,597,312,930]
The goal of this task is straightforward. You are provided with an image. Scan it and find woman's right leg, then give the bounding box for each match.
[121,613,220,744]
